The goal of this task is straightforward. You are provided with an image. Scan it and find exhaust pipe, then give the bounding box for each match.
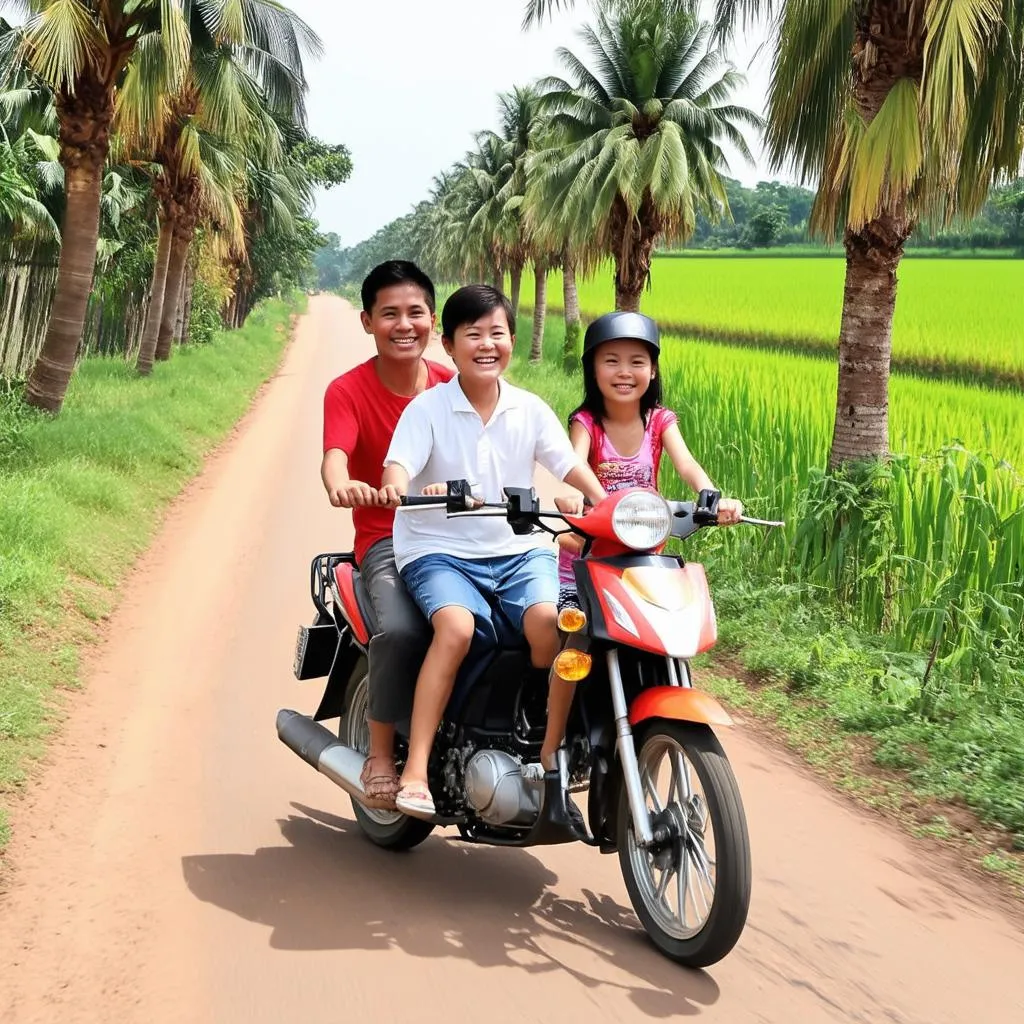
[277,709,467,825]
[277,709,370,803]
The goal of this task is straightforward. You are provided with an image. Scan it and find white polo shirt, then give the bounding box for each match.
[384,376,580,570]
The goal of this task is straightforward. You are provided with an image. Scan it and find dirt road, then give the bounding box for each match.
[1,296,1019,1024]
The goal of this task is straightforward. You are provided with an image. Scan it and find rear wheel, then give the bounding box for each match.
[343,674,434,851]
[617,721,750,968]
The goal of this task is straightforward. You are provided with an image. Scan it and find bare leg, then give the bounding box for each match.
[540,676,577,771]
[521,602,570,771]
[399,606,474,789]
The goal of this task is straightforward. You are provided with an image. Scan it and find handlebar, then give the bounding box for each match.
[396,480,784,542]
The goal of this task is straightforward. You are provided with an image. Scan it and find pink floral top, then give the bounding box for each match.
[558,406,678,587]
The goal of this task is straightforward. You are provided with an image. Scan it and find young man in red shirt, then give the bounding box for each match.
[321,260,454,809]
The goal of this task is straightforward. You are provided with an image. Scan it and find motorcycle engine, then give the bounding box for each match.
[463,749,540,826]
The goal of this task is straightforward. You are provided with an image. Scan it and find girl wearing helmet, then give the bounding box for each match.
[539,311,743,773]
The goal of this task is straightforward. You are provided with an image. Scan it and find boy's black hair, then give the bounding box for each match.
[441,284,515,340]
[570,342,663,428]
[361,260,436,314]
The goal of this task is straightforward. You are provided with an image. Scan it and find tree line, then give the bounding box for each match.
[0,1,350,415]
[328,0,1023,470]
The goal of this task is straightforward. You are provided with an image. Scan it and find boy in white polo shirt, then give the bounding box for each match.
[379,284,606,818]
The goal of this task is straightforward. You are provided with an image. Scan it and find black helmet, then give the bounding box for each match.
[582,311,660,360]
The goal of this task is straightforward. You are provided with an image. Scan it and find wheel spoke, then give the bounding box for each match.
[655,863,673,904]
[673,751,692,803]
[676,846,690,927]
[643,771,664,813]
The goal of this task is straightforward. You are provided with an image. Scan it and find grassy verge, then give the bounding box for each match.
[510,310,1024,897]
[0,298,301,852]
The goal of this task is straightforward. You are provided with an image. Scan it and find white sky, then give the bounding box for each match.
[287,0,779,247]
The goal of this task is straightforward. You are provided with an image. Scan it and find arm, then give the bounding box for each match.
[378,399,433,507]
[553,420,595,516]
[534,401,607,506]
[379,463,411,506]
[321,382,380,507]
[322,448,382,507]
[661,421,743,525]
[563,462,606,506]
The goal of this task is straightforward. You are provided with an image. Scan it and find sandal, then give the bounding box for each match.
[395,782,436,820]
[359,756,399,810]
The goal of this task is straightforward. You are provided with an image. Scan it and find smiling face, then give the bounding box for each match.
[443,307,514,386]
[592,339,656,408]
[360,283,436,365]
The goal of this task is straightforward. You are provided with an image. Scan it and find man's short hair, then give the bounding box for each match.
[361,260,436,314]
[441,284,515,340]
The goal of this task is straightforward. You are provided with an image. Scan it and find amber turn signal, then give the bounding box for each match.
[553,649,592,682]
[557,607,587,633]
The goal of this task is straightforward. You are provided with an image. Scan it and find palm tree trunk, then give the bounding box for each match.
[172,261,187,345]
[561,255,581,373]
[180,260,195,344]
[828,3,919,467]
[155,228,191,361]
[23,158,104,413]
[492,265,503,292]
[529,261,547,364]
[614,230,657,311]
[828,220,909,467]
[509,260,523,320]
[136,217,174,375]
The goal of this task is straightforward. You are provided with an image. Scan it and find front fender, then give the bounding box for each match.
[628,686,733,728]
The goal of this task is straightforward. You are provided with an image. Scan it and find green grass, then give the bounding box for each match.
[0,298,299,851]
[510,311,1024,854]
[521,256,1024,386]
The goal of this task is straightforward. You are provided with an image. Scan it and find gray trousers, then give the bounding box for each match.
[358,538,431,724]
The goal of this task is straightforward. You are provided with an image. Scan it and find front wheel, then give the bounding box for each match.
[617,721,751,968]
[343,673,435,851]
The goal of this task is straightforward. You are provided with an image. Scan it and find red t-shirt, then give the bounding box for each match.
[323,357,454,565]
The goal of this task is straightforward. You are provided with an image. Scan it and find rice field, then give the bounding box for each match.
[510,315,1024,696]
[521,257,1024,385]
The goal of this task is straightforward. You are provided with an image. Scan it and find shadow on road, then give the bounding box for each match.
[181,802,721,1017]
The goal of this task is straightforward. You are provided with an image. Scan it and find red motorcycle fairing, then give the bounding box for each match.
[580,555,718,659]
[332,561,370,646]
[629,686,733,728]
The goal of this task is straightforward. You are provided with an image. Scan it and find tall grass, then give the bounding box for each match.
[521,257,1024,386]
[0,298,298,849]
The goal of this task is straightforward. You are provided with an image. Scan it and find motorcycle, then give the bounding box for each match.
[279,481,782,968]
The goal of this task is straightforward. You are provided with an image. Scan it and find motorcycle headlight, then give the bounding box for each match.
[611,491,672,550]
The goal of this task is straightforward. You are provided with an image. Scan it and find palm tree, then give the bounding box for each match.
[485,85,545,318]
[709,0,1024,466]
[529,0,1024,466]
[3,1,195,412]
[533,0,760,311]
[124,0,319,372]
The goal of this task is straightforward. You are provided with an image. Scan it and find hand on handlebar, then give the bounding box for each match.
[553,494,585,516]
[717,498,744,526]
[421,482,448,496]
[329,480,381,508]
[378,484,406,508]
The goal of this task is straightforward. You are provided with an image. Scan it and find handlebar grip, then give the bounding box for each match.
[399,494,447,507]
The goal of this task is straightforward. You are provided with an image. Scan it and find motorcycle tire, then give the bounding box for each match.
[617,720,751,968]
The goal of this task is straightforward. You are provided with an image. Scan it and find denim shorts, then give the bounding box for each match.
[400,548,558,639]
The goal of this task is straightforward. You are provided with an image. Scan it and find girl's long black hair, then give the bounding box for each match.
[568,343,663,429]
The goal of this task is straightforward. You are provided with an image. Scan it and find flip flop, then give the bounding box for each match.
[395,782,435,820]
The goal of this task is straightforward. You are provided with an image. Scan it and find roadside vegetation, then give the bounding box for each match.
[0,2,342,851]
